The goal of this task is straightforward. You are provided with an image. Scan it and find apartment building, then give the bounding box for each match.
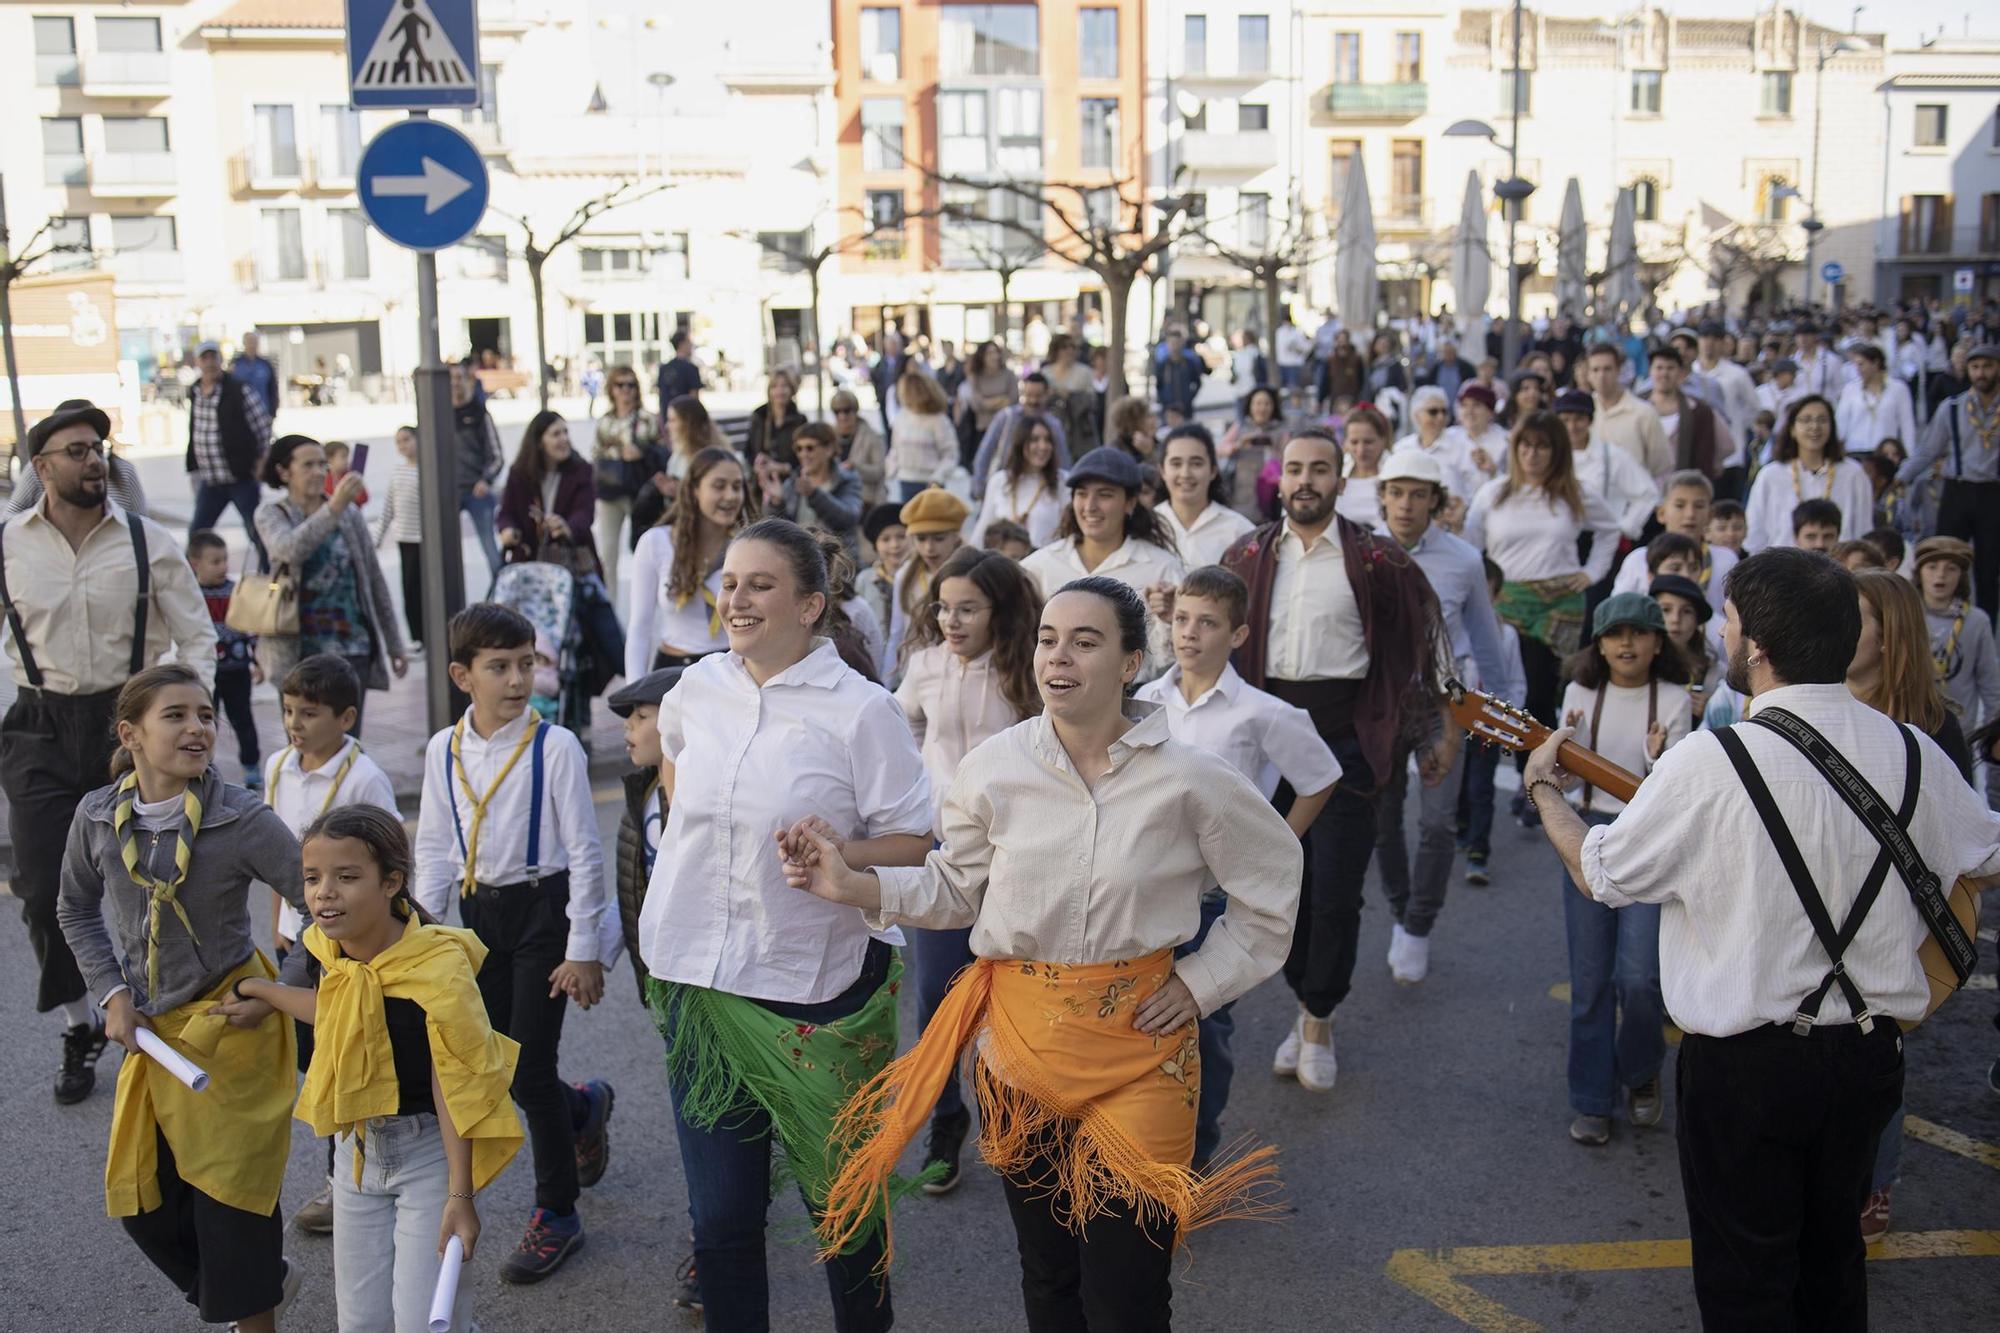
[1874,39,2000,307]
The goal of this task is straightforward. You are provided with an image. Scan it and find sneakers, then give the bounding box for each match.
[1296,1015,1338,1093]
[1466,853,1491,887]
[572,1080,616,1188]
[292,1176,335,1234]
[56,1021,108,1105]
[1628,1077,1664,1129]
[1860,1188,1892,1245]
[242,769,264,794]
[500,1208,585,1284]
[1569,1114,1612,1146]
[920,1106,972,1196]
[1272,1006,1306,1078]
[1393,932,1431,985]
[673,1247,703,1312]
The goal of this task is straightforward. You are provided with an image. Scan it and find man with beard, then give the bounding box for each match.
[0,401,215,1103]
[1522,547,2000,1331]
[1896,344,2000,619]
[1223,428,1446,1091]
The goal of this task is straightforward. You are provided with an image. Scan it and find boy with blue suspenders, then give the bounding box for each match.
[413,604,622,1283]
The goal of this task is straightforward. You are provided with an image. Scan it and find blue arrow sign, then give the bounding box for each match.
[1820,261,1845,285]
[357,119,489,252]
[347,0,481,108]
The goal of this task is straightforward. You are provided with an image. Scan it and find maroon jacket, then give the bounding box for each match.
[1222,514,1446,784]
[497,452,601,575]
[1665,395,1722,478]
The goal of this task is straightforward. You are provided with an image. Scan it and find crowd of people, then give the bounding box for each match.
[3,285,1999,1332]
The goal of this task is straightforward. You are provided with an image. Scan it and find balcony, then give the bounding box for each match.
[1178,130,1277,173]
[863,231,906,261]
[1323,81,1428,121]
[1380,197,1433,232]
[229,153,305,195]
[1880,219,2000,259]
[111,250,184,287]
[89,152,177,196]
[44,154,87,187]
[78,51,172,97]
[1178,59,1274,87]
[307,153,358,193]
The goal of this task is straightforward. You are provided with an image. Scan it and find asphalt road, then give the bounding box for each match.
[3,776,1996,1333]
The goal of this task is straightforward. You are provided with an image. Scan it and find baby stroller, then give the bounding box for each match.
[490,537,623,742]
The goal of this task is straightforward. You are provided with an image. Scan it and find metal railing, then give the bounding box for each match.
[110,250,184,286]
[1878,218,2000,258]
[1324,81,1428,119]
[79,51,171,90]
[90,151,177,193]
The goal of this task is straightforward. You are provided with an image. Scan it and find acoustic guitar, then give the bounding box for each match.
[1442,680,1983,1027]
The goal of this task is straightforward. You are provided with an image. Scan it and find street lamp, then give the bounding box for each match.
[1445,119,1536,375]
[1804,36,1864,308]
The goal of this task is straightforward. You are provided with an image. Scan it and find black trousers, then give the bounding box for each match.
[1513,634,1565,774]
[1936,479,2000,621]
[213,667,260,771]
[398,540,425,645]
[460,873,589,1214]
[1,687,118,1012]
[1675,1022,1903,1333]
[1001,1132,1177,1333]
[121,1129,284,1324]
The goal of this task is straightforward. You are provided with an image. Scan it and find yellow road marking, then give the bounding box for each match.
[1905,1115,2000,1172]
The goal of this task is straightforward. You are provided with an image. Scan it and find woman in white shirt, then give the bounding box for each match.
[790,577,1301,1331]
[887,372,958,502]
[1463,411,1623,752]
[1390,385,1474,508]
[636,519,933,1332]
[974,414,1067,548]
[1440,381,1510,482]
[1336,404,1394,529]
[624,447,747,678]
[1156,423,1255,567]
[1743,394,1874,552]
[893,546,1044,1192]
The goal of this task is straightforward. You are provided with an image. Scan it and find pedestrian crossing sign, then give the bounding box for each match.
[346,0,481,109]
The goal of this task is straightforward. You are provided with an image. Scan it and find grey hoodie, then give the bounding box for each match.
[58,768,305,1015]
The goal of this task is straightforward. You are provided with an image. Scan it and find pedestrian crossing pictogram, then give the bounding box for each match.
[354,0,474,92]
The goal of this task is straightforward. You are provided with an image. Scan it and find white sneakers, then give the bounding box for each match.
[1296,1015,1338,1092]
[1388,924,1431,985]
[1272,1006,1303,1077]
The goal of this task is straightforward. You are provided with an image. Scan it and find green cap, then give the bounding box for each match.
[1592,591,1667,639]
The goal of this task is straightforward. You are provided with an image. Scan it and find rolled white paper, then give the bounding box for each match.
[135,1027,210,1092]
[429,1235,464,1332]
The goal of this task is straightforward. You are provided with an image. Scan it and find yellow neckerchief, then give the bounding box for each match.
[1934,598,1969,680]
[296,918,523,1191]
[111,773,205,1001]
[671,544,727,634]
[1004,471,1053,524]
[1790,458,1833,500]
[448,710,541,898]
[266,740,361,815]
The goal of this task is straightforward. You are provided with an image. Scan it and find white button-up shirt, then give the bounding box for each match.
[1742,457,1874,552]
[1267,521,1370,680]
[1464,478,1624,584]
[1155,500,1255,570]
[265,738,400,942]
[625,525,729,678]
[1135,664,1341,800]
[413,709,616,964]
[1835,377,1918,459]
[1021,535,1184,677]
[1573,437,1662,541]
[1581,683,2000,1035]
[896,645,1026,836]
[871,705,1302,1017]
[1612,541,1737,616]
[640,639,932,1005]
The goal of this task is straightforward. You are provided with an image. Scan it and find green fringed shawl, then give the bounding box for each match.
[646,955,937,1255]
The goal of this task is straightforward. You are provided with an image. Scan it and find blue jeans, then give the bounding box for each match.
[189,478,267,567]
[1458,744,1500,857]
[1174,893,1234,1169]
[333,1114,461,1333]
[459,490,503,579]
[1562,812,1666,1117]
[909,925,975,1119]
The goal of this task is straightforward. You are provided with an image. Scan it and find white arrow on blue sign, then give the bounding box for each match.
[1820,261,1845,285]
[357,119,490,252]
[347,0,481,109]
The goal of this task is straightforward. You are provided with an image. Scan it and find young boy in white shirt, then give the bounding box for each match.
[1611,470,1736,615]
[1137,565,1338,1165]
[413,603,621,1284]
[263,652,400,1234]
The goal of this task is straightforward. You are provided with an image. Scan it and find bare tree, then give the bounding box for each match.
[737,216,881,419]
[490,177,672,411]
[1703,222,1797,314]
[1185,202,1329,369]
[0,176,96,461]
[896,203,1049,341]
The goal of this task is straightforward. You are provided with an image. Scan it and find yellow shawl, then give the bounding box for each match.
[295,920,523,1191]
[106,952,295,1218]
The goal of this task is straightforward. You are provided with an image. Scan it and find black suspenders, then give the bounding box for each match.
[0,511,153,689]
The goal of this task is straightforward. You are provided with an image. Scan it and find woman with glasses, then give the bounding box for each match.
[592,366,666,591]
[828,389,888,509]
[1391,385,1477,509]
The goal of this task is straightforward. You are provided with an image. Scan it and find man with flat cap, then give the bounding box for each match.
[1898,343,2000,620]
[1,401,215,1103]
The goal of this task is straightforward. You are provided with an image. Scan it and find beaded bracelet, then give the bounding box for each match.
[1526,777,1567,810]
[448,1191,476,1200]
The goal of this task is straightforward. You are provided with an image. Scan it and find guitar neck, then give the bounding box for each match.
[1557,740,1642,804]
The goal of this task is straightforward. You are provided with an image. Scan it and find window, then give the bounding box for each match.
[111,214,175,252]
[938,4,1038,78]
[1238,103,1269,133]
[34,16,77,85]
[1630,70,1662,115]
[860,7,902,81]
[654,233,691,281]
[41,117,85,185]
[1981,194,2000,251]
[937,90,989,173]
[1394,32,1422,83]
[1241,192,1270,250]
[105,116,170,153]
[461,63,500,127]
[1238,15,1270,75]
[319,106,362,180]
[260,208,306,282]
[861,97,904,171]
[1390,139,1423,220]
[1760,71,1793,116]
[757,231,811,271]
[1632,178,1660,222]
[1184,15,1207,75]
[1184,101,1207,131]
[1759,175,1792,223]
[1906,195,1947,253]
[1332,33,1360,84]
[580,247,643,275]
[1914,105,1947,148]
[1328,141,1359,215]
[1994,101,1999,148]
[868,190,904,232]
[48,216,91,271]
[1499,71,1531,117]
[97,16,162,51]
[1084,187,1117,234]
[329,209,370,281]
[254,105,300,178]
[462,234,509,282]
[1079,8,1117,80]
[1080,98,1119,171]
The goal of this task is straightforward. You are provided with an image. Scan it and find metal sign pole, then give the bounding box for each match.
[410,111,466,735]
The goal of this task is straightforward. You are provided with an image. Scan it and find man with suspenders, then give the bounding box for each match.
[1896,343,2000,620]
[0,401,215,1103]
[1522,548,2000,1331]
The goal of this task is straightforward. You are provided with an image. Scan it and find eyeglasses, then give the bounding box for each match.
[1420,408,1447,416]
[833,407,859,416]
[931,600,992,624]
[45,439,107,462]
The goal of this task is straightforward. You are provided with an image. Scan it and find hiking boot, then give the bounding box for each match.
[1297,1015,1338,1093]
[1628,1077,1664,1129]
[1466,853,1491,887]
[1860,1188,1892,1245]
[291,1176,335,1234]
[56,1021,108,1105]
[500,1208,584,1284]
[921,1106,972,1196]
[1272,1006,1306,1078]
[672,1247,703,1312]
[1570,1114,1611,1146]
[572,1079,616,1188]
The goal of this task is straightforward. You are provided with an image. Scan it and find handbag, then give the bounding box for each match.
[225,547,298,637]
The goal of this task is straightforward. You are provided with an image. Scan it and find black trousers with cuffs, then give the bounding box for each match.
[398,541,425,645]
[1675,1020,1903,1333]
[122,1129,285,1324]
[1001,1128,1178,1333]
[460,873,590,1215]
[1936,478,2000,621]
[1,687,119,1012]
